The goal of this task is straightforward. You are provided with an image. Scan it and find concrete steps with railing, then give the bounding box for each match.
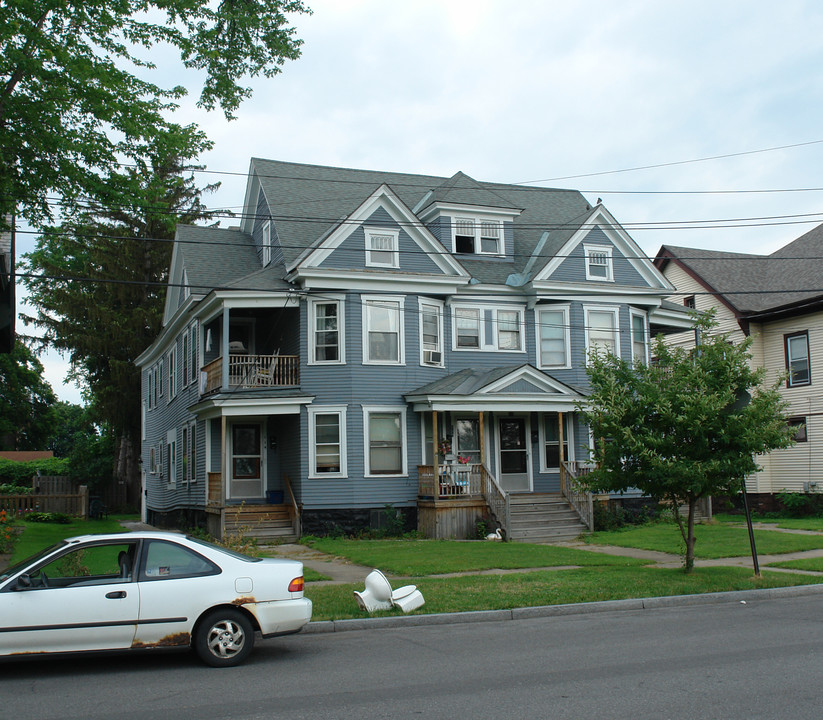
[507,493,588,543]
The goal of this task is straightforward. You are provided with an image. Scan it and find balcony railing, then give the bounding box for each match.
[201,354,299,395]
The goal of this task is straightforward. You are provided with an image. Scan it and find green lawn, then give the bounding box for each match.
[9,516,129,563]
[585,522,823,558]
[302,537,644,576]
[714,514,823,532]
[766,557,823,572]
[305,566,821,621]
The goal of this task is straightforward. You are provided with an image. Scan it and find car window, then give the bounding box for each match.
[186,535,262,563]
[0,541,66,585]
[33,542,138,588]
[141,540,220,580]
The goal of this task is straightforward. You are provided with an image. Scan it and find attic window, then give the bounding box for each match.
[262,220,272,266]
[453,217,503,256]
[365,227,399,268]
[584,245,613,282]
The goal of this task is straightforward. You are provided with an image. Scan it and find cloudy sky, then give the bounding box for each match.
[23,0,823,402]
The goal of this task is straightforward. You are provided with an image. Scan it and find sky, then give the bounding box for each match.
[18,0,823,403]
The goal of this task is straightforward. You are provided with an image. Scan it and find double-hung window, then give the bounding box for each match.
[167,429,177,485]
[788,417,807,443]
[540,413,572,471]
[310,297,344,364]
[453,216,504,256]
[585,307,620,359]
[497,310,521,351]
[364,407,407,476]
[455,307,481,348]
[452,305,524,352]
[363,296,404,364]
[167,346,177,400]
[182,331,189,387]
[365,228,399,268]
[262,220,272,266]
[308,406,347,478]
[420,300,444,366]
[785,331,811,387]
[536,306,570,369]
[630,310,648,366]
[584,245,613,282]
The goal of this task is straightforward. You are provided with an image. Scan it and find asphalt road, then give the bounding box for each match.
[3,595,822,720]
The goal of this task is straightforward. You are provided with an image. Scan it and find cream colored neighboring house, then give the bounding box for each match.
[655,227,823,495]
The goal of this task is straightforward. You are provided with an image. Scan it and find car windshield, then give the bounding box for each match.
[0,541,67,583]
[185,536,262,563]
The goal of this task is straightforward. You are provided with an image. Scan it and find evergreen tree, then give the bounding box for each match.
[0,340,56,451]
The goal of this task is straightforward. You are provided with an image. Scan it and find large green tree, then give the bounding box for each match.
[0,0,310,229]
[22,137,219,503]
[0,340,56,450]
[578,314,795,572]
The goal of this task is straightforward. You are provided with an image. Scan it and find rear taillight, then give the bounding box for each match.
[288,576,304,592]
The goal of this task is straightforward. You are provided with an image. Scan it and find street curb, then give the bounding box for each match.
[301,582,823,634]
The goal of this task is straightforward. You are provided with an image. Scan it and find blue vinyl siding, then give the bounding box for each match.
[550,228,651,286]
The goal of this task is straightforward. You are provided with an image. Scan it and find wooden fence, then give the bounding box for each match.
[0,485,88,519]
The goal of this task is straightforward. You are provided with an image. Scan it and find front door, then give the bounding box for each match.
[498,416,531,492]
[229,423,264,499]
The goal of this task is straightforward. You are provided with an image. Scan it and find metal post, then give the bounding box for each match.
[741,478,760,577]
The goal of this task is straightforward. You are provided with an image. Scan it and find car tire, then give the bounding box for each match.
[194,609,255,667]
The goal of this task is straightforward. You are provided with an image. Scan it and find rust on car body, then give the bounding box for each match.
[131,632,190,649]
[231,596,256,606]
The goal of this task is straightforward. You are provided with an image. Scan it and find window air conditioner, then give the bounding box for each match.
[424,350,442,365]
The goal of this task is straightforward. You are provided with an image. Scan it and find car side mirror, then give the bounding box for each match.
[15,574,32,590]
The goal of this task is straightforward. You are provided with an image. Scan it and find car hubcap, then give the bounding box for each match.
[207,619,245,658]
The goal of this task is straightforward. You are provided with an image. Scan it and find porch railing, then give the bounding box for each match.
[200,354,299,394]
[560,460,594,531]
[417,463,483,498]
[282,474,301,538]
[479,465,510,540]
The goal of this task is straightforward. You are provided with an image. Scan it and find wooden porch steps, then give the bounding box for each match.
[507,493,588,543]
[223,504,299,543]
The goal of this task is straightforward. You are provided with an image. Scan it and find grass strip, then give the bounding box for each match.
[305,566,820,621]
[302,538,645,576]
[586,523,823,558]
[766,557,823,572]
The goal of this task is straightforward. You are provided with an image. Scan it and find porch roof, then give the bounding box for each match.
[188,388,314,419]
[404,364,587,413]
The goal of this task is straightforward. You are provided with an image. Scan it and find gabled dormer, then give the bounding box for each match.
[415,172,522,260]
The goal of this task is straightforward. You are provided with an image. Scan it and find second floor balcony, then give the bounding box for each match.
[201,353,299,395]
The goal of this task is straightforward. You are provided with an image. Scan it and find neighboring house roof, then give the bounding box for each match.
[0,451,54,462]
[655,224,823,319]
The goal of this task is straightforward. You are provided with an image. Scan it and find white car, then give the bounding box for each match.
[0,531,312,666]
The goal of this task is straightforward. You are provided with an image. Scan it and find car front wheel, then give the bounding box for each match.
[194,609,255,667]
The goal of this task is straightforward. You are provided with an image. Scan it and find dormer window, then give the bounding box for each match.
[452,216,503,256]
[584,244,613,282]
[365,227,399,268]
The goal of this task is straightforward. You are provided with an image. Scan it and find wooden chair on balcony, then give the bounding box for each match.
[254,351,280,387]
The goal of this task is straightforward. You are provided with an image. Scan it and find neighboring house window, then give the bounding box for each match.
[584,244,613,282]
[262,220,272,266]
[308,406,347,478]
[167,347,177,400]
[182,425,189,484]
[158,359,163,398]
[189,321,198,385]
[147,369,154,410]
[420,299,444,366]
[141,402,146,441]
[182,269,191,300]
[149,446,156,474]
[683,295,696,309]
[189,421,197,482]
[363,407,407,476]
[455,307,481,348]
[167,429,177,485]
[362,296,405,364]
[788,417,807,443]
[153,365,159,405]
[540,413,572,471]
[365,227,399,268]
[310,297,344,364]
[182,331,189,387]
[585,306,620,359]
[536,306,570,369]
[630,310,648,366]
[452,305,525,352]
[452,216,503,255]
[785,331,811,387]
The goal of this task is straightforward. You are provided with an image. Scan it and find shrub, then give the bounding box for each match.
[24,511,72,524]
[0,457,70,485]
[0,483,33,495]
[594,501,661,531]
[776,492,823,517]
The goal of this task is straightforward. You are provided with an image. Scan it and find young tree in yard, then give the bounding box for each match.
[577,314,795,572]
[0,340,56,451]
[21,137,219,505]
[0,0,310,230]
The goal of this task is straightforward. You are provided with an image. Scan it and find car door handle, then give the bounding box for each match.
[106,591,127,599]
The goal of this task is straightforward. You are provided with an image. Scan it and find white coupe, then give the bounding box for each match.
[0,531,312,666]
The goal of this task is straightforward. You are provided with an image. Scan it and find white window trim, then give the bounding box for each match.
[630,309,649,367]
[419,298,445,367]
[362,294,406,365]
[262,220,272,266]
[308,295,346,365]
[308,405,348,479]
[187,420,197,483]
[363,405,408,478]
[189,321,199,386]
[181,424,189,486]
[149,446,157,475]
[535,305,571,370]
[182,268,191,300]
[451,304,526,353]
[786,331,811,388]
[584,305,621,362]
[167,346,177,401]
[538,413,575,473]
[451,214,505,256]
[584,244,614,282]
[364,226,400,269]
[182,329,189,388]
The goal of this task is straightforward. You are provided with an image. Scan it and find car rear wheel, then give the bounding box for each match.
[194,609,255,667]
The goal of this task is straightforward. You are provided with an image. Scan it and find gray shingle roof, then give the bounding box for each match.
[251,158,594,285]
[659,226,823,316]
[406,365,586,397]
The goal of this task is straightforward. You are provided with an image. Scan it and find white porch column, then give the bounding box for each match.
[221,306,230,391]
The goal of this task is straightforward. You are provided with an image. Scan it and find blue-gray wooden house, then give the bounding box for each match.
[136,159,691,542]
